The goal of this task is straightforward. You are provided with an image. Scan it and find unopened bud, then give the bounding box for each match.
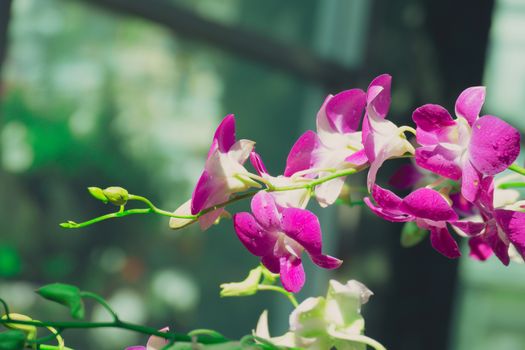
[102,187,129,206]
[88,187,108,203]
[220,266,262,297]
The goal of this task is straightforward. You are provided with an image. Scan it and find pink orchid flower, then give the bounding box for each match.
[284,88,368,207]
[191,114,259,230]
[365,186,460,258]
[412,87,520,202]
[452,176,525,265]
[250,152,311,209]
[362,74,415,190]
[126,327,169,350]
[233,191,342,292]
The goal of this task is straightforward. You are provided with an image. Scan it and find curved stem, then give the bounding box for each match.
[80,292,119,322]
[60,208,153,228]
[62,166,366,229]
[26,328,63,346]
[128,195,195,219]
[0,298,10,317]
[508,163,525,177]
[0,318,228,345]
[257,285,298,308]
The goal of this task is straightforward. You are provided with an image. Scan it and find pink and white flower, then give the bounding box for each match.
[362,74,416,190]
[250,152,311,209]
[233,191,342,292]
[190,114,259,230]
[412,87,520,202]
[285,88,368,207]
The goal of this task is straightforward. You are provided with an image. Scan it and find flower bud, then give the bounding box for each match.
[102,187,129,206]
[220,266,262,297]
[87,187,108,204]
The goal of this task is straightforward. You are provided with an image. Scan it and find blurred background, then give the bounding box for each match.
[1,0,525,349]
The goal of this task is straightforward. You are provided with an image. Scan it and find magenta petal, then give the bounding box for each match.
[281,207,322,255]
[401,188,458,221]
[388,164,423,189]
[261,255,280,274]
[284,130,319,177]
[468,236,493,261]
[250,152,268,176]
[279,256,305,293]
[126,347,146,350]
[233,213,274,256]
[364,197,413,222]
[325,89,366,133]
[310,254,342,269]
[429,226,461,258]
[366,74,392,118]
[485,221,510,266]
[191,170,213,214]
[478,176,495,210]
[371,185,402,210]
[494,209,525,259]
[455,86,485,125]
[251,191,281,229]
[412,104,455,132]
[461,160,481,203]
[451,221,485,236]
[361,114,371,146]
[213,114,236,153]
[469,115,520,175]
[415,146,462,180]
[345,149,368,166]
[450,193,475,216]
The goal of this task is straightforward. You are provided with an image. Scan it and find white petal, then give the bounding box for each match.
[169,199,196,230]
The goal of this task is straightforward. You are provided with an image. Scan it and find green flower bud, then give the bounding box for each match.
[220,266,262,297]
[102,187,129,206]
[87,187,108,204]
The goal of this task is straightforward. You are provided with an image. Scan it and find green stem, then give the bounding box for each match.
[79,292,119,322]
[128,195,194,219]
[0,318,228,345]
[257,285,298,308]
[508,163,525,176]
[62,167,367,229]
[26,328,63,345]
[498,181,525,189]
[270,168,359,192]
[0,298,10,317]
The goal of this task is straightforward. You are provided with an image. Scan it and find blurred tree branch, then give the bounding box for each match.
[78,0,355,88]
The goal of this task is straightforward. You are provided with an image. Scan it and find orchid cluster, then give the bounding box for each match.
[5,74,525,350]
[171,74,524,292]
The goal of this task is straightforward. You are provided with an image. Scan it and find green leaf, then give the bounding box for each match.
[0,330,26,350]
[400,222,428,248]
[36,283,85,319]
